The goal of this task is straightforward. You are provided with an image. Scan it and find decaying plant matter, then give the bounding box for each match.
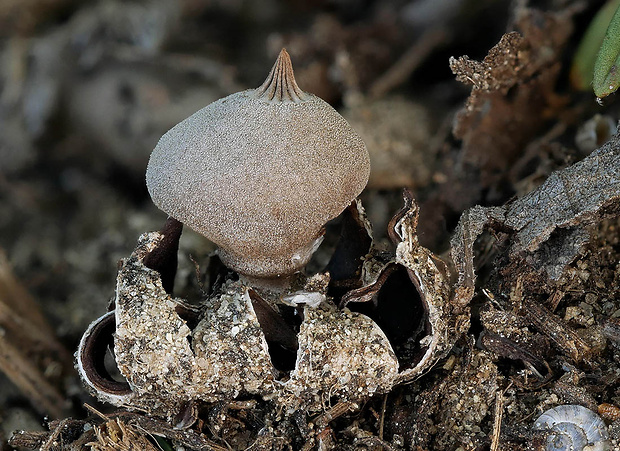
[71,122,619,447]
[421,132,620,449]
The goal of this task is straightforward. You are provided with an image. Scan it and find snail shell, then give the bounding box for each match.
[533,405,610,451]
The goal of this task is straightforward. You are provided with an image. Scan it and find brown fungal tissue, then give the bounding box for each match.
[146,48,370,281]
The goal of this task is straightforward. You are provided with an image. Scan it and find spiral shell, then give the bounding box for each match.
[533,405,610,451]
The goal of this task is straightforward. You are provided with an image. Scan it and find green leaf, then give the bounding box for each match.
[153,435,175,451]
[594,2,620,100]
[571,0,620,92]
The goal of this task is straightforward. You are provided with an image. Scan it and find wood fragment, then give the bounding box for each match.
[490,390,504,451]
[40,418,70,451]
[523,298,593,364]
[113,411,228,451]
[8,430,49,449]
[88,418,160,451]
[479,330,551,379]
[379,393,388,440]
[547,289,565,312]
[312,401,357,429]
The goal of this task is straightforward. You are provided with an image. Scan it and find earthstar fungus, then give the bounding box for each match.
[77,50,475,430]
[146,48,370,281]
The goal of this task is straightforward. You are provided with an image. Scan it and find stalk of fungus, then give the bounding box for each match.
[146,49,370,286]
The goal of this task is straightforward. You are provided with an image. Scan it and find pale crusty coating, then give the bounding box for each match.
[146,49,370,277]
